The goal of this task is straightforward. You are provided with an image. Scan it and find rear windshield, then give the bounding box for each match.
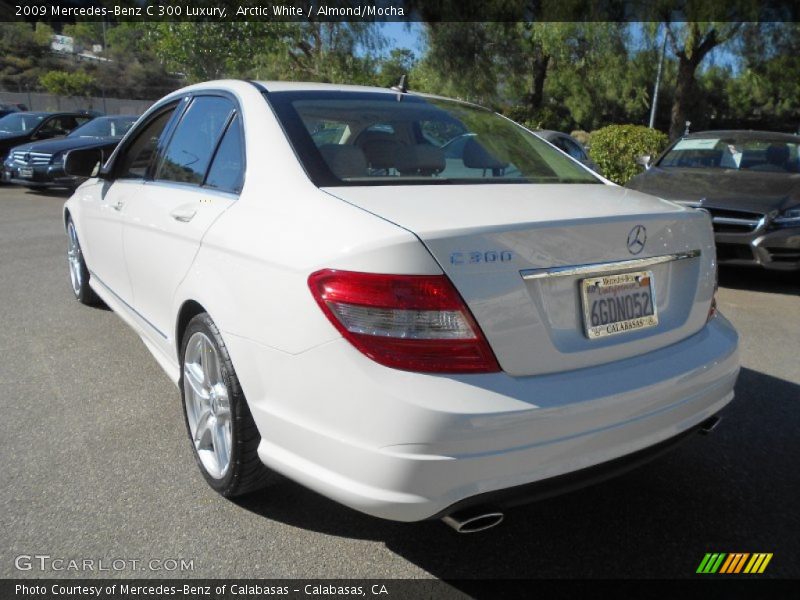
[267,91,600,187]
[658,136,800,173]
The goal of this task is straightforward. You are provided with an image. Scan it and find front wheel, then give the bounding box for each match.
[180,313,273,497]
[66,218,101,306]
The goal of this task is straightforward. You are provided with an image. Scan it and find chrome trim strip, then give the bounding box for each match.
[520,249,702,281]
[711,217,759,226]
[89,270,168,339]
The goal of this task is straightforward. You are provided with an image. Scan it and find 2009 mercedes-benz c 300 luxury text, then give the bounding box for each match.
[62,81,739,533]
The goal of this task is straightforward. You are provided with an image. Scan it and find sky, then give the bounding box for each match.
[379,22,424,56]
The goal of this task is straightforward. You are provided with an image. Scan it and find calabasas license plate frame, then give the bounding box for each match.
[581,270,658,339]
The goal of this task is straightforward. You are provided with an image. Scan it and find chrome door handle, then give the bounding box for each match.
[170,208,197,222]
[111,201,124,211]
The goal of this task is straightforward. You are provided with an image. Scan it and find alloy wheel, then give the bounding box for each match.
[183,332,233,479]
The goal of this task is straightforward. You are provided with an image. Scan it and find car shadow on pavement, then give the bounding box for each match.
[22,187,73,198]
[718,266,798,296]
[233,367,800,580]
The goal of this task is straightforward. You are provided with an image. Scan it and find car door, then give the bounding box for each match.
[78,102,182,305]
[122,94,242,350]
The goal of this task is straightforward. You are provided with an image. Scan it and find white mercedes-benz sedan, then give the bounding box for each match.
[63,80,739,533]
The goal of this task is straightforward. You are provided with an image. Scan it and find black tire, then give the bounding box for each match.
[180,313,274,497]
[66,218,102,306]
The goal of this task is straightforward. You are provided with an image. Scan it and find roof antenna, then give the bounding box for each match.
[390,74,408,96]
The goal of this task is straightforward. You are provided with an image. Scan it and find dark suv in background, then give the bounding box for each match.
[3,115,137,190]
[0,111,94,166]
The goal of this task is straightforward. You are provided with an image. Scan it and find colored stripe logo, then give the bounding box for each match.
[697,553,773,574]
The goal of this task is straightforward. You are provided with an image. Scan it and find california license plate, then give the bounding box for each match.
[581,270,658,339]
[19,166,33,179]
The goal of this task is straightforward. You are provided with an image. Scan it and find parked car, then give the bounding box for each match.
[63,81,738,532]
[0,103,23,118]
[3,115,138,190]
[536,129,601,172]
[0,111,94,165]
[627,130,800,271]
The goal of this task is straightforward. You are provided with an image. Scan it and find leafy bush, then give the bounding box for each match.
[570,130,592,148]
[588,124,668,184]
[39,70,96,98]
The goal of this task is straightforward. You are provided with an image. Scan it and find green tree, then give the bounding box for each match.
[377,48,416,88]
[147,22,285,82]
[664,22,743,139]
[100,23,179,99]
[726,22,800,131]
[414,22,634,131]
[254,23,384,85]
[62,22,104,52]
[0,23,55,91]
[40,70,96,98]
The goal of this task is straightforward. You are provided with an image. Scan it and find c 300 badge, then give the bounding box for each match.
[450,250,513,265]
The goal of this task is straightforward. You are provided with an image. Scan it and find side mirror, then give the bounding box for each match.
[64,147,103,178]
[635,154,652,169]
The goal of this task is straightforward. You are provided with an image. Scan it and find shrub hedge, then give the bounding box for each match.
[588,125,669,184]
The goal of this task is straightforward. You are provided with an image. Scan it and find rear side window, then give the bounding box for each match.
[156,96,234,186]
[117,106,177,179]
[204,114,244,193]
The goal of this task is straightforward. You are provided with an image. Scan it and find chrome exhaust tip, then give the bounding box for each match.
[442,510,504,533]
[699,415,722,435]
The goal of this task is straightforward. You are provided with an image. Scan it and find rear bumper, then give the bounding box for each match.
[225,314,739,522]
[716,227,800,271]
[433,414,718,518]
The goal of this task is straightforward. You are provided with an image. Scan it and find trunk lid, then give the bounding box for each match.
[323,183,717,376]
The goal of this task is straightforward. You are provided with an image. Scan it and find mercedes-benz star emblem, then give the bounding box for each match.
[627,225,647,255]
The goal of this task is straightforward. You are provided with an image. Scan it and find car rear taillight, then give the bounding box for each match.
[308,269,500,373]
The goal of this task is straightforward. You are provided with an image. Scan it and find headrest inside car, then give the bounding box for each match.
[463,138,509,170]
[361,138,403,170]
[395,144,446,176]
[318,144,368,179]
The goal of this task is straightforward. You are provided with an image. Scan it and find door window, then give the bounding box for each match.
[116,105,178,179]
[38,116,75,137]
[156,96,235,186]
[204,114,244,193]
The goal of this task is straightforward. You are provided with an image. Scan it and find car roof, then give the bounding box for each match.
[685,130,800,143]
[6,111,50,117]
[8,111,93,118]
[254,80,492,112]
[257,80,400,95]
[163,79,491,114]
[92,114,138,120]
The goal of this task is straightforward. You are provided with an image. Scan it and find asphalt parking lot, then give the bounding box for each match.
[1,185,798,582]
